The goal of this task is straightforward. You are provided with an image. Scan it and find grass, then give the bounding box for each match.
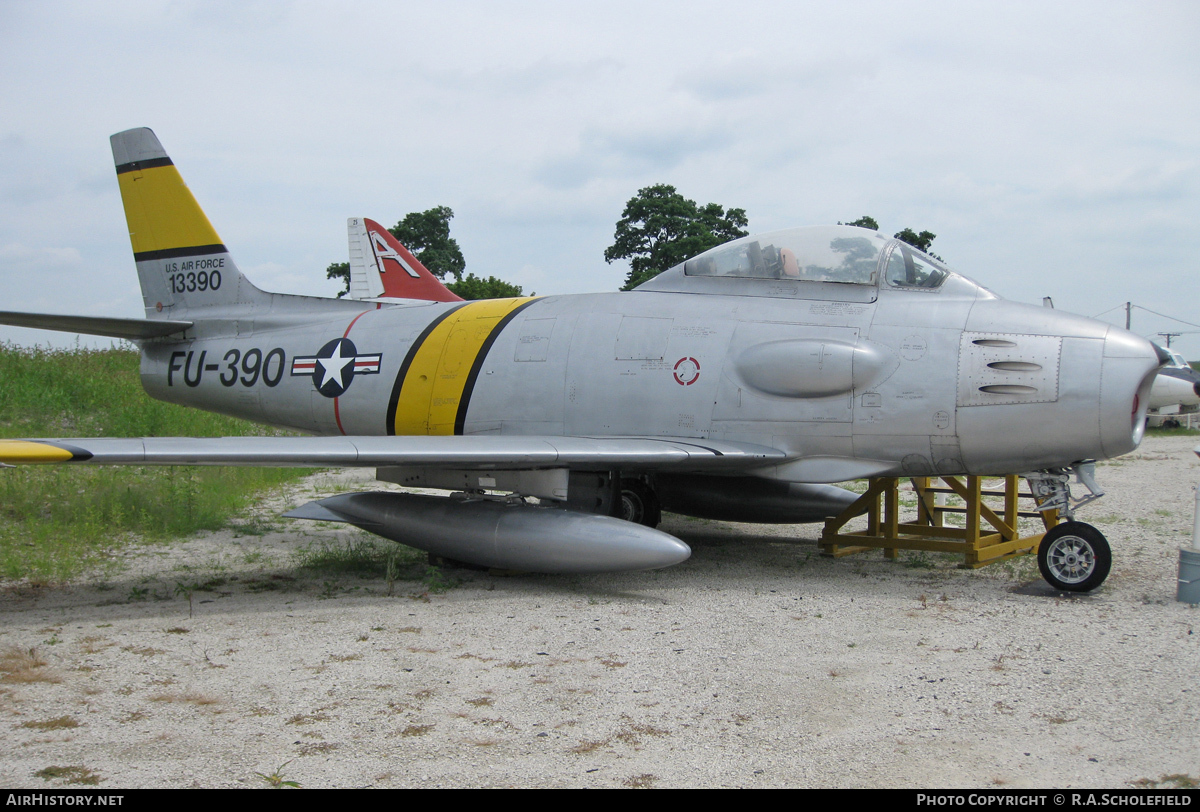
[1135,774,1199,789]
[35,766,101,785]
[0,646,60,684]
[294,534,428,585]
[293,535,404,576]
[0,344,310,583]
[1145,425,1200,437]
[20,716,79,731]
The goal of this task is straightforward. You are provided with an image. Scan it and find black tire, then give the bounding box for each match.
[1037,521,1111,592]
[619,479,661,527]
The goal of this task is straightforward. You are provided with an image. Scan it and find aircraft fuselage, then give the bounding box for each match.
[140,280,1157,484]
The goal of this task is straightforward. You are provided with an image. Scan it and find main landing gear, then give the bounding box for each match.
[619,478,661,528]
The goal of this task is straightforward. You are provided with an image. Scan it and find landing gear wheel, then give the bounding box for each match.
[1037,521,1111,592]
[619,479,661,528]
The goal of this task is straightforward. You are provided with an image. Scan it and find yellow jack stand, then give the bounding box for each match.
[819,475,1059,568]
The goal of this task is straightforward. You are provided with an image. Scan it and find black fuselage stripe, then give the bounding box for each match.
[133,244,228,262]
[385,303,468,435]
[115,157,175,174]
[453,299,539,436]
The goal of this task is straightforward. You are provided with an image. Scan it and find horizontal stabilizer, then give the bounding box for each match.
[0,311,192,340]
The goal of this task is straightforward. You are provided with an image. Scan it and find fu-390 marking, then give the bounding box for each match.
[167,347,285,388]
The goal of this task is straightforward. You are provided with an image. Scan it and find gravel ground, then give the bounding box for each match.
[1,435,1197,789]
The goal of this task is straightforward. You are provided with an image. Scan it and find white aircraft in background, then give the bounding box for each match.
[1146,349,1200,427]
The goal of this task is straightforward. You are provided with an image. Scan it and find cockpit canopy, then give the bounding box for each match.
[682,225,949,289]
[637,225,958,300]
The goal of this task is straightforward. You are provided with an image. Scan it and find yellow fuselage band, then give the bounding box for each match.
[392,298,535,435]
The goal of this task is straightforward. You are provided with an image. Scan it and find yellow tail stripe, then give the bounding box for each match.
[117,164,222,256]
[392,298,535,435]
[0,440,78,464]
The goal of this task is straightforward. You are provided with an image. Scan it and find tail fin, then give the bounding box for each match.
[346,217,462,303]
[111,128,268,315]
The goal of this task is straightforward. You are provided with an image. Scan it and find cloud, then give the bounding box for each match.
[536,118,734,190]
[0,243,83,268]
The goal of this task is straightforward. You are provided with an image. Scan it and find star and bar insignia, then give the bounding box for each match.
[291,338,381,398]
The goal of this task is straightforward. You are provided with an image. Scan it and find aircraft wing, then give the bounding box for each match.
[0,435,785,470]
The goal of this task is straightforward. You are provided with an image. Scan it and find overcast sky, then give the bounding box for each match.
[2,1,1198,354]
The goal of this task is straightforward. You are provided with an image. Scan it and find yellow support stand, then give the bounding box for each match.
[819,475,1059,568]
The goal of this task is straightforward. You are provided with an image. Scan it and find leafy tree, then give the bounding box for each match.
[605,184,749,290]
[447,273,524,300]
[326,262,351,298]
[893,227,942,261]
[839,215,879,231]
[893,227,935,254]
[389,206,466,282]
[838,216,945,261]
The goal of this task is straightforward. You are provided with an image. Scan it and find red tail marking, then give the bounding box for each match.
[364,218,462,303]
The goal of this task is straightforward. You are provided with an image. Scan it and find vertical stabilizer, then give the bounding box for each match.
[346,217,462,303]
[111,128,268,316]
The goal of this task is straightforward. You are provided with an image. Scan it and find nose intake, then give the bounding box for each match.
[1100,327,1163,459]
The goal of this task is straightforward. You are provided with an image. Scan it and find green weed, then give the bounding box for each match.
[254,761,301,789]
[904,551,936,570]
[422,565,457,594]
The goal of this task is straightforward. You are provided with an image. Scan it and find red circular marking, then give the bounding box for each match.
[673,356,700,386]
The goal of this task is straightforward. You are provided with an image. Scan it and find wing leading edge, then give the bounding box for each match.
[0,311,193,340]
[0,435,785,470]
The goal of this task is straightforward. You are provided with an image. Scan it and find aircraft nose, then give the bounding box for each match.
[1099,327,1163,458]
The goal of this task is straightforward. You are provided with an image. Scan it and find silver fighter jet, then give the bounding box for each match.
[0,128,1167,581]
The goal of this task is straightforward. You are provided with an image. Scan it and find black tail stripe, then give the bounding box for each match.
[133,244,228,262]
[115,157,175,175]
